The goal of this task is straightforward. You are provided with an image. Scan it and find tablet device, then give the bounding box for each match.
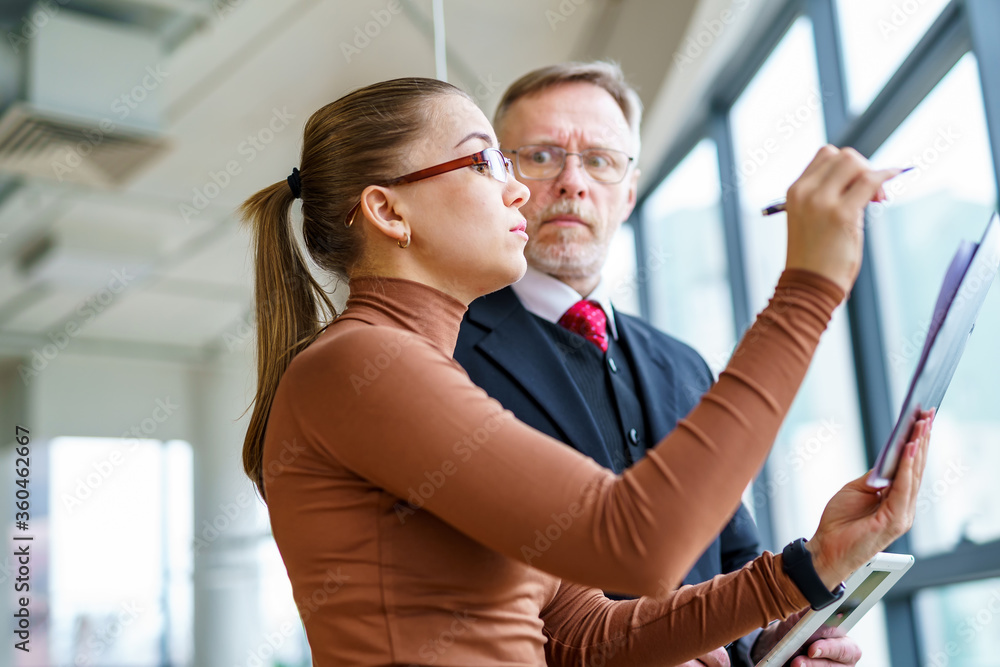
[754,552,915,667]
[869,212,1000,488]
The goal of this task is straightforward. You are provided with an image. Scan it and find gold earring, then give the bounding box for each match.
[397,233,410,249]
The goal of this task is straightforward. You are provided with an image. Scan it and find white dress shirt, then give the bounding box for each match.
[510,265,619,340]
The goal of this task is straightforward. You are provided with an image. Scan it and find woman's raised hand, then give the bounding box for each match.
[784,145,907,294]
[805,409,935,589]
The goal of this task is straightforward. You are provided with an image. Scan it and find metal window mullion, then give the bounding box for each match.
[834,0,970,153]
[711,109,780,553]
[808,3,923,664]
[966,0,1000,202]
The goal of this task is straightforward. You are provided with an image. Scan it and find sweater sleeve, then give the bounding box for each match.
[281,269,843,597]
[540,553,808,667]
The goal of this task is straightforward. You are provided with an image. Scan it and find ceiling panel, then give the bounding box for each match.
[0,0,714,362]
[77,290,246,347]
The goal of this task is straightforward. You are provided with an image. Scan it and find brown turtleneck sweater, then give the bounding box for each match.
[262,269,845,666]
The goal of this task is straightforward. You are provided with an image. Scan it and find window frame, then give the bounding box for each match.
[633,1,1000,664]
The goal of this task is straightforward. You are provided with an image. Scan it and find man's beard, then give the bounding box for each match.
[524,200,610,279]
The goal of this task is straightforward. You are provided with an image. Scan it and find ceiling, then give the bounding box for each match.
[0,0,768,367]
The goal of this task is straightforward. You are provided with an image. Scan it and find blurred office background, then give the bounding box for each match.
[0,0,998,665]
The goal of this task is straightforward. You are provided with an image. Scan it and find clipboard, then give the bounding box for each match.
[869,212,1000,487]
[754,552,914,666]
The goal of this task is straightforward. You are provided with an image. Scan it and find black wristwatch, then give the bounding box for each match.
[781,538,846,610]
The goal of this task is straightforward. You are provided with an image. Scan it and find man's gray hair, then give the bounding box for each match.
[493,60,643,158]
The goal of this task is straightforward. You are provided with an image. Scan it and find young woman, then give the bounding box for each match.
[239,77,931,667]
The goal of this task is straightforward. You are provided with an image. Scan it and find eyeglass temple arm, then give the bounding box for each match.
[384,152,482,185]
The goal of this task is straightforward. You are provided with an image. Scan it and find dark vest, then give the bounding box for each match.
[531,315,648,474]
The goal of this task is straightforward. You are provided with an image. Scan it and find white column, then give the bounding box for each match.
[190,358,263,667]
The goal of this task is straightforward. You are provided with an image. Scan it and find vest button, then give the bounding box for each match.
[628,428,639,444]
[608,358,618,373]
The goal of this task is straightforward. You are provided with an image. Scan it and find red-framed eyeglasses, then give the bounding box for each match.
[344,147,514,227]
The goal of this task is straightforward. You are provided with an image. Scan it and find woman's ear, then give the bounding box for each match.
[359,185,410,244]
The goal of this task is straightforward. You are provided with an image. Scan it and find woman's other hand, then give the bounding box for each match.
[806,409,935,588]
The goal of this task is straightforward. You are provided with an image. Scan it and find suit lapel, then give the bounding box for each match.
[467,288,613,466]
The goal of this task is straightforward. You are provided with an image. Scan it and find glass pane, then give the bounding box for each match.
[731,16,870,553]
[916,577,1000,666]
[49,437,193,666]
[642,138,735,376]
[868,54,1000,558]
[836,0,952,114]
[605,222,640,317]
[258,538,311,666]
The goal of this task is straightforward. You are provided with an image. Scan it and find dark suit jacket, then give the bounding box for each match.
[454,286,763,662]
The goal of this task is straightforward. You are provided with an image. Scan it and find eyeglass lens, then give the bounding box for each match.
[515,145,629,182]
[483,148,512,183]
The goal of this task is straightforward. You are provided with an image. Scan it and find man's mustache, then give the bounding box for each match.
[536,201,597,227]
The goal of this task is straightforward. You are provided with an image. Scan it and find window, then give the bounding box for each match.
[836,0,952,113]
[641,138,735,375]
[605,222,641,317]
[49,437,193,666]
[730,16,870,551]
[868,53,1000,558]
[915,577,1000,665]
[625,0,1000,663]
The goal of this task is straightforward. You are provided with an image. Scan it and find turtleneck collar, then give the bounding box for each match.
[338,276,468,355]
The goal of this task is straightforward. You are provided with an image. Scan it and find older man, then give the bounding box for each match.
[453,61,862,667]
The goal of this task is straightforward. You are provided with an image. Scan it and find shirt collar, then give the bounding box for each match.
[510,265,619,339]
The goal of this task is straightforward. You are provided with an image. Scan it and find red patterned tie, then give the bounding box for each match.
[558,299,608,352]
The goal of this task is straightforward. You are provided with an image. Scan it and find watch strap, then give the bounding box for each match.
[781,537,846,611]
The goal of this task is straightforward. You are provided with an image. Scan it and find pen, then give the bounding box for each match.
[761,166,914,216]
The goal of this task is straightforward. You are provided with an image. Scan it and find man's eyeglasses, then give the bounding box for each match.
[345,147,514,227]
[506,145,634,184]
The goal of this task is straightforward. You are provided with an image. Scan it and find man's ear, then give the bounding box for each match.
[359,185,409,243]
[622,165,640,220]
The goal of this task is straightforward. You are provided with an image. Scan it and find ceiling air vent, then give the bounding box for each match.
[0,102,168,187]
[0,9,170,188]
